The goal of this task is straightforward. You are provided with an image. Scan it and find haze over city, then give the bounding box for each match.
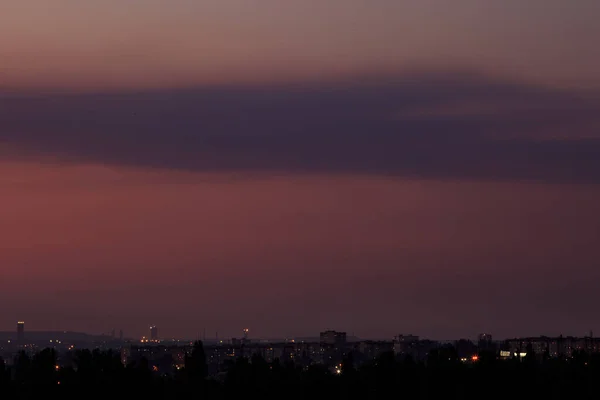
[1,0,600,341]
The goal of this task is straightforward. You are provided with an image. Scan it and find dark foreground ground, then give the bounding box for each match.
[3,343,600,399]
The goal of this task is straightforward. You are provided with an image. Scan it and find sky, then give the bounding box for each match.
[1,0,600,341]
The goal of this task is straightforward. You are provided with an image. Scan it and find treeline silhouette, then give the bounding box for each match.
[2,341,600,399]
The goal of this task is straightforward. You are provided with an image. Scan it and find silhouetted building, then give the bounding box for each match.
[478,333,492,343]
[320,330,347,365]
[238,328,251,345]
[320,330,346,347]
[504,335,596,359]
[396,334,419,345]
[121,347,130,365]
[17,321,24,342]
[394,334,420,356]
[358,340,394,360]
[455,339,477,359]
[478,333,494,351]
[150,325,158,341]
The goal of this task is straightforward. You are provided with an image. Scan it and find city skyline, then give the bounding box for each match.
[1,0,600,339]
[2,320,598,343]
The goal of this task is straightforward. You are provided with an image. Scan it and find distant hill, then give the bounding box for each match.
[0,331,115,342]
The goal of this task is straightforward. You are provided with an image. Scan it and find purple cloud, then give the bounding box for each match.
[1,71,599,183]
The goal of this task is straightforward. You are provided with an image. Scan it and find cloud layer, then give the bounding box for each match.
[1,72,600,184]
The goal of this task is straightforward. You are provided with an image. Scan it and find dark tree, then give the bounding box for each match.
[184,340,208,383]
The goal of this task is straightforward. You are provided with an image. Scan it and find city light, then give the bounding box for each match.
[4,327,600,383]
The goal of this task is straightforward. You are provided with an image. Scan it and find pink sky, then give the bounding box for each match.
[1,0,600,340]
[1,162,599,339]
[1,0,599,89]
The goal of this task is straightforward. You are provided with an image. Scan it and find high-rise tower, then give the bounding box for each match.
[17,321,25,342]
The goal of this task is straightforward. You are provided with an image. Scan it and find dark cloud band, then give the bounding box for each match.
[1,71,599,183]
